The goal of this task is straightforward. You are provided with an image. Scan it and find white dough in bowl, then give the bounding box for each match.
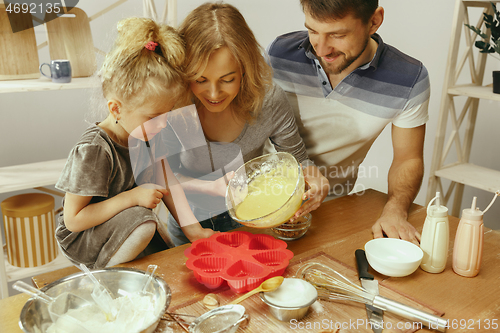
[46,292,160,333]
[262,278,317,307]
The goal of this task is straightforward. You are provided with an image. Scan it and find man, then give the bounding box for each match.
[266,0,430,244]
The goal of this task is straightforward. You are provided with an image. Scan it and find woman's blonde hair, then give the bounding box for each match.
[179,2,273,122]
[100,17,189,109]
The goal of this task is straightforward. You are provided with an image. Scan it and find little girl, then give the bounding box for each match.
[55,17,214,268]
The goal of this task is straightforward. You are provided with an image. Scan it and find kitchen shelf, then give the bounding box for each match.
[0,159,68,299]
[3,252,71,282]
[435,163,500,193]
[0,77,97,94]
[427,0,500,215]
[448,84,500,101]
[0,159,67,194]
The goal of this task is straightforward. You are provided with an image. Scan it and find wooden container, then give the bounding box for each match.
[1,193,57,268]
[45,7,96,77]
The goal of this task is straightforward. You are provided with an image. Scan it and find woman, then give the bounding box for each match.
[55,17,215,268]
[165,2,329,246]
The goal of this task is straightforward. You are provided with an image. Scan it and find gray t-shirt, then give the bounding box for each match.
[56,124,136,199]
[55,124,165,268]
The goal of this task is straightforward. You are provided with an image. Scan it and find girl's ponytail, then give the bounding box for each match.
[100,17,187,106]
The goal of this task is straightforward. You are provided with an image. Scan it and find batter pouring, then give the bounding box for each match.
[235,166,300,220]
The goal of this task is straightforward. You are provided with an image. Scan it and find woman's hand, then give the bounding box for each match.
[290,165,329,220]
[209,171,235,197]
[131,184,169,209]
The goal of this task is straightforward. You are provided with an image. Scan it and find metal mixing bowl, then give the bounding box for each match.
[19,267,171,333]
[259,278,317,321]
[225,152,305,229]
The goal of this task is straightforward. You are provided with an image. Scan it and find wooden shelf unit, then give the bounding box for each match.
[426,0,500,215]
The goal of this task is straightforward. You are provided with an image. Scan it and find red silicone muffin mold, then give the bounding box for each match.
[185,231,294,293]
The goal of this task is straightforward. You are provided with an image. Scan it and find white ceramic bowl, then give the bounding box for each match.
[365,238,423,277]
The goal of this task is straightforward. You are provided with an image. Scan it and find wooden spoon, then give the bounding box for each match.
[229,276,284,305]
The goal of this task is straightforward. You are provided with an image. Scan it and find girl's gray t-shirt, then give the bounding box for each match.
[56,124,136,199]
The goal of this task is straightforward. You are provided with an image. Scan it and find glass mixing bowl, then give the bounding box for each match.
[271,213,312,241]
[225,152,305,229]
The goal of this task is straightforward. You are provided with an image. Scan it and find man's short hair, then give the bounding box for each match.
[300,0,378,24]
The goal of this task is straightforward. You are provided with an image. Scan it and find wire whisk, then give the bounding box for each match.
[296,262,448,332]
[296,262,376,304]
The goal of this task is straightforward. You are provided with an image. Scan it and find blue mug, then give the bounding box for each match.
[39,60,72,83]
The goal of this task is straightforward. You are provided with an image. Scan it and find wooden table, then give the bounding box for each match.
[1,189,499,332]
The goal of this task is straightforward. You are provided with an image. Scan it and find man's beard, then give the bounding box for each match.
[319,36,370,75]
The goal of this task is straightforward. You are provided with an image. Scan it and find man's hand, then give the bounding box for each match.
[372,124,425,245]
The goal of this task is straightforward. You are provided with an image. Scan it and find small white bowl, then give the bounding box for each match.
[365,238,423,277]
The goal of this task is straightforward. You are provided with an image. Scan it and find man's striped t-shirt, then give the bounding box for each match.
[266,31,430,195]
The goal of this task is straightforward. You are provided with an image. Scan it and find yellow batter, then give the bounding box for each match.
[235,166,298,220]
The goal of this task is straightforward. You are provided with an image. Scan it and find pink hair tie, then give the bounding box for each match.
[145,41,158,51]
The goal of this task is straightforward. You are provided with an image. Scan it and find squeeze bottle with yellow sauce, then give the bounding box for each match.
[452,191,499,277]
[420,192,449,273]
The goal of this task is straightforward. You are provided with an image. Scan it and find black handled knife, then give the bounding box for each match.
[356,249,384,333]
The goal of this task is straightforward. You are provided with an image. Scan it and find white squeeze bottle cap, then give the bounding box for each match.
[461,196,483,221]
[427,192,448,217]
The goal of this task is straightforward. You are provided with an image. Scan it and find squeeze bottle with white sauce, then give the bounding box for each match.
[420,192,449,273]
[452,191,499,277]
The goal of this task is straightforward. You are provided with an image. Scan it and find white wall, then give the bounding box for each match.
[1,0,499,231]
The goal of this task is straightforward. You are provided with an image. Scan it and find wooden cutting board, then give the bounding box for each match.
[45,7,96,77]
[0,4,40,80]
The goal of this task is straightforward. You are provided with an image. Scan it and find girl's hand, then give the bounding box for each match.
[131,184,169,209]
[181,223,218,242]
[209,171,235,197]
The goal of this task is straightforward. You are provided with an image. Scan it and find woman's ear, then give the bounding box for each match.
[107,99,122,120]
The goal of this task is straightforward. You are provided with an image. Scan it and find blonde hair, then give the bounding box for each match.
[179,2,273,122]
[100,17,189,109]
